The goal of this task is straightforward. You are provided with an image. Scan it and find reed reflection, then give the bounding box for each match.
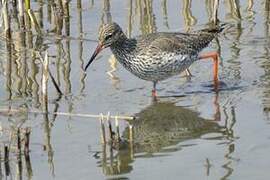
[182,0,197,31]
[0,117,33,180]
[161,0,169,29]
[42,89,55,177]
[225,24,242,81]
[37,0,44,28]
[220,106,237,180]
[58,1,72,96]
[205,0,215,23]
[137,0,157,34]
[102,0,112,24]
[5,38,12,100]
[89,0,94,9]
[246,0,255,21]
[226,0,241,21]
[127,0,133,38]
[77,0,86,93]
[260,0,270,118]
[97,144,134,176]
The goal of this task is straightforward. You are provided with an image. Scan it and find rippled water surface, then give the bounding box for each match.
[1,0,270,179]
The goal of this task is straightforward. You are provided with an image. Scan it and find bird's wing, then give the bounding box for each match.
[140,32,215,55]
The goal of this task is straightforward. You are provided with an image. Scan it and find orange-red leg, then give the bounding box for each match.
[152,89,157,97]
[199,52,219,86]
[152,82,158,99]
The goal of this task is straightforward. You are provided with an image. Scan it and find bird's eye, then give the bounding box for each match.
[105,34,113,41]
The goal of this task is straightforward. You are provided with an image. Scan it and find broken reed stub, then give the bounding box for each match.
[129,124,133,142]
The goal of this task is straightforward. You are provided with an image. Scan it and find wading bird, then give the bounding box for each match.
[85,22,223,97]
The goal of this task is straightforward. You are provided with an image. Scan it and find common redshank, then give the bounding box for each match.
[84,22,223,96]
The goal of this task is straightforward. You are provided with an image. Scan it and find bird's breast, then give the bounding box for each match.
[111,48,198,81]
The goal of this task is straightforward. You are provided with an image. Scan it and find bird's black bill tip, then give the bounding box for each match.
[84,44,103,72]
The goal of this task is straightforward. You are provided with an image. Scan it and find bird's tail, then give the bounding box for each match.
[200,23,228,34]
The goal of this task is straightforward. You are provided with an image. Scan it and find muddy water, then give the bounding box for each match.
[0,0,270,179]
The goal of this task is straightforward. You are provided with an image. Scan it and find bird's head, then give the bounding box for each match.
[84,22,124,71]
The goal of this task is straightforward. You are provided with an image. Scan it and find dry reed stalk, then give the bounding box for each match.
[2,0,11,39]
[52,112,135,121]
[25,0,30,10]
[41,51,49,100]
[129,123,134,159]
[17,0,25,28]
[129,124,133,142]
[37,52,63,95]
[24,0,32,48]
[27,9,42,34]
[0,107,135,121]
[100,114,106,144]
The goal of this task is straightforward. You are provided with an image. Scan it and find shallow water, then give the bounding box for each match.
[0,0,270,179]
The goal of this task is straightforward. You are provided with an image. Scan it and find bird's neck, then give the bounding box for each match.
[110,38,137,64]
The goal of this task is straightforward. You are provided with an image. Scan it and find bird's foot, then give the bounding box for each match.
[152,89,157,97]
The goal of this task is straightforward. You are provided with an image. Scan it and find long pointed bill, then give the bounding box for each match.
[84,44,104,71]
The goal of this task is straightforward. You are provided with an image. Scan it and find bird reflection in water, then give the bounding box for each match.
[95,97,223,176]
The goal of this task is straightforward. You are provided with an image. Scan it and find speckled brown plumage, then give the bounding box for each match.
[85,22,223,94]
